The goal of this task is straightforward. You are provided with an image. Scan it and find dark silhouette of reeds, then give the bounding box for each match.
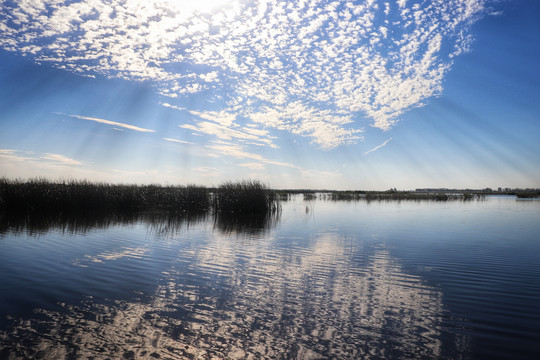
[212,180,279,215]
[214,212,280,235]
[0,178,209,215]
[0,178,281,236]
[1,211,143,236]
[516,191,540,198]
[0,178,284,215]
[303,193,317,201]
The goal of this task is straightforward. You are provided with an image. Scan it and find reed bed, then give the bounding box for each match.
[4,178,502,221]
[303,193,318,201]
[212,180,280,215]
[0,178,210,214]
[516,191,540,198]
[0,178,280,236]
[0,178,281,218]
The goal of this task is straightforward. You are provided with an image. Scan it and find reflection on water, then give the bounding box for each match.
[184,240,449,359]
[0,211,193,236]
[214,212,281,235]
[0,235,452,359]
[1,196,539,359]
[73,247,149,267]
[0,211,134,236]
[0,210,280,237]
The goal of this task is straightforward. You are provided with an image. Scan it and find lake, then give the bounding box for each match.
[1,195,539,359]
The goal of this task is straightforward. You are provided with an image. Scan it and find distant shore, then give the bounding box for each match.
[278,188,540,200]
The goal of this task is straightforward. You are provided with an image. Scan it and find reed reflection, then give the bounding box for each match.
[214,211,281,235]
[0,211,138,236]
[0,229,467,359]
[0,209,278,237]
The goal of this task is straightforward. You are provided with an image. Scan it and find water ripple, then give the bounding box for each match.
[1,197,539,359]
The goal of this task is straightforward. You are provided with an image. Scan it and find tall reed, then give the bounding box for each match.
[0,178,210,214]
[212,180,279,215]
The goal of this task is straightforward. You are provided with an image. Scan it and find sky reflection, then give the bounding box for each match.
[0,229,459,359]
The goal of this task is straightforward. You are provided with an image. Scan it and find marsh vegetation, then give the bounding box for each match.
[0,178,283,235]
[2,178,535,226]
[0,178,280,216]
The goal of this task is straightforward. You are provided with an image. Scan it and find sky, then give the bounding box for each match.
[0,0,539,190]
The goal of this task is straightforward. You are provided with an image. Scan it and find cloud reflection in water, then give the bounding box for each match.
[0,226,462,359]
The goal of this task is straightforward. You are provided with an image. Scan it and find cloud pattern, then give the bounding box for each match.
[0,0,487,148]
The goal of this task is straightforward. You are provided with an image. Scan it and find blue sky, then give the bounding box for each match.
[0,0,539,190]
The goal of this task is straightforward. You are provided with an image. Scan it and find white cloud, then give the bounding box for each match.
[206,141,298,169]
[249,101,364,149]
[65,114,156,132]
[0,149,100,180]
[1,0,489,147]
[187,109,237,127]
[194,167,220,173]
[0,148,191,184]
[180,122,258,141]
[164,102,277,147]
[161,103,183,111]
[1,149,84,166]
[364,137,392,155]
[0,149,35,163]
[40,153,84,166]
[163,137,193,144]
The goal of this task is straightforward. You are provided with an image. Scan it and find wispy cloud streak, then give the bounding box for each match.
[1,149,84,166]
[163,137,192,144]
[364,138,392,156]
[66,114,155,133]
[163,102,278,148]
[40,153,83,165]
[206,141,298,169]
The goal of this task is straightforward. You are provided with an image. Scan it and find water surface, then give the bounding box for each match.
[1,196,539,359]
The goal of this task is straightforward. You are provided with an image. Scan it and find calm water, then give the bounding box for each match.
[1,196,539,359]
